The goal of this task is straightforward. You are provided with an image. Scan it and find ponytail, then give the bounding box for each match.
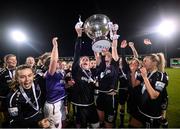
[157,53,166,72]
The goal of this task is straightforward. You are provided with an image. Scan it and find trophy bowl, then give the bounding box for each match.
[83,14,111,52]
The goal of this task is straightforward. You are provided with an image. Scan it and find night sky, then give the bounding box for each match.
[0,0,180,63]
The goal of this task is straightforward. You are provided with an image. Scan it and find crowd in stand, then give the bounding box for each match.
[0,21,169,128]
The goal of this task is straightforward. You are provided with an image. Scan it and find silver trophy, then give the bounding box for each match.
[83,14,111,52]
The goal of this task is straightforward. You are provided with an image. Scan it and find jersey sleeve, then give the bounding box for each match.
[72,37,82,77]
[7,90,24,126]
[154,72,168,93]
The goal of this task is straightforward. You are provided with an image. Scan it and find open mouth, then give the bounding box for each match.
[24,81,32,86]
[105,60,110,63]
[83,63,88,66]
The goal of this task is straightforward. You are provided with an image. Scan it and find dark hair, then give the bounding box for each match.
[41,52,51,64]
[44,56,51,70]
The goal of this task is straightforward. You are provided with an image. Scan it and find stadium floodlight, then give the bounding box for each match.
[157,20,176,37]
[155,19,177,66]
[10,30,27,43]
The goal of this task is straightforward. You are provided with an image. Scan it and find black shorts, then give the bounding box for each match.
[141,114,161,128]
[96,93,118,123]
[119,88,128,105]
[131,109,161,128]
[73,104,99,128]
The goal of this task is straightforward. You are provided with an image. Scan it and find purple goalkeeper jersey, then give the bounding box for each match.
[45,71,66,103]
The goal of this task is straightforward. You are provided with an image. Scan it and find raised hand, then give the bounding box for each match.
[75,20,83,37]
[128,42,134,47]
[144,38,152,45]
[75,16,83,29]
[49,37,59,75]
[75,22,83,29]
[120,40,127,48]
[129,41,139,58]
[109,22,119,40]
[108,22,119,32]
[75,25,83,37]
[52,37,58,47]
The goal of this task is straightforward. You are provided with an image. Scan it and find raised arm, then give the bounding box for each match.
[94,52,101,66]
[72,21,83,71]
[111,24,119,61]
[119,40,131,72]
[48,37,59,75]
[73,36,82,66]
[129,42,138,58]
[144,38,153,54]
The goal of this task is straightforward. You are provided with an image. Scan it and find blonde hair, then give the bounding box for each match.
[3,54,16,67]
[4,54,16,63]
[157,53,166,72]
[147,53,165,72]
[10,65,34,90]
[129,58,141,65]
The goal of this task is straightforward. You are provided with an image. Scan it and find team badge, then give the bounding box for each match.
[8,107,18,116]
[107,115,114,123]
